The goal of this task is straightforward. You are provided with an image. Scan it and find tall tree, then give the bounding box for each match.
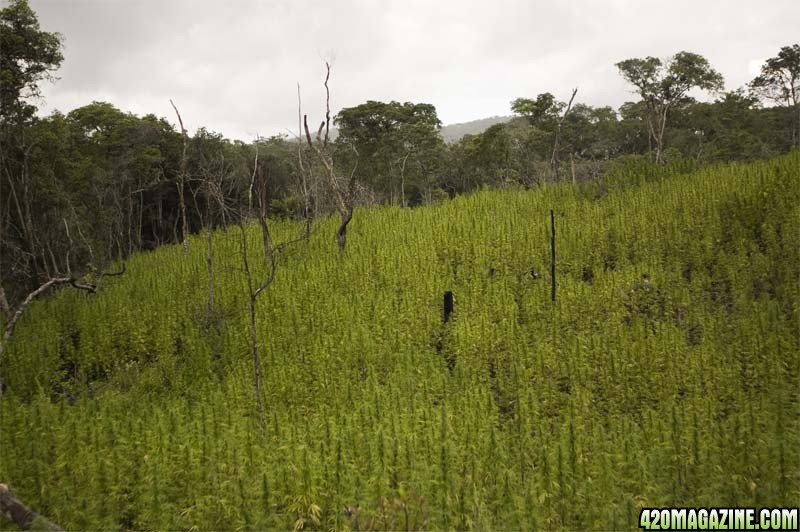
[0,0,64,297]
[749,44,800,147]
[335,100,443,206]
[616,52,723,163]
[510,92,566,166]
[550,88,578,181]
[0,0,63,123]
[511,93,563,129]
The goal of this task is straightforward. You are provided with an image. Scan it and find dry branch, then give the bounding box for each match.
[302,62,358,252]
[551,88,578,181]
[0,483,63,531]
[169,99,191,253]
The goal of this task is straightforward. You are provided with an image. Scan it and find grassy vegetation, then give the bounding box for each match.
[1,152,798,531]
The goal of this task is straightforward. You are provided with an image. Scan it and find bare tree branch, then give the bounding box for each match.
[303,62,358,252]
[0,262,122,364]
[169,99,191,253]
[297,83,313,236]
[551,87,578,181]
[324,61,331,146]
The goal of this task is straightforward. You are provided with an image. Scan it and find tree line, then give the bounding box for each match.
[1,0,798,303]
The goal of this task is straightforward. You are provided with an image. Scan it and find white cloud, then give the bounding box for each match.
[30,0,800,140]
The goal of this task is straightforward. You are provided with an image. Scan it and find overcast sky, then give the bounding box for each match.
[29,0,799,141]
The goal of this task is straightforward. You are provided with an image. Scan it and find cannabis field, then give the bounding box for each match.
[1,153,798,531]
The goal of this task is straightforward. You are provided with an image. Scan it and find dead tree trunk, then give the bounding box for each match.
[0,278,96,361]
[0,484,63,531]
[399,152,410,208]
[169,99,190,254]
[303,62,358,253]
[297,83,314,238]
[336,208,353,251]
[551,88,578,181]
[237,131,314,428]
[550,209,556,303]
[238,221,271,429]
[0,262,123,398]
[254,158,272,263]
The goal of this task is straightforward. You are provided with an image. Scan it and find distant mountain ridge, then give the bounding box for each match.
[324,115,511,144]
[439,115,512,142]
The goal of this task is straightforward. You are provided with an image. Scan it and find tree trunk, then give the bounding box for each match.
[0,484,63,531]
[337,209,353,253]
[169,100,190,254]
[205,224,214,325]
[178,181,189,254]
[550,209,556,303]
[248,295,265,428]
[551,88,578,181]
[238,223,267,430]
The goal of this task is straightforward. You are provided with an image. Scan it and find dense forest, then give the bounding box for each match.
[1,0,799,530]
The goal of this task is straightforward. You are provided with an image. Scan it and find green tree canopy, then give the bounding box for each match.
[510,92,563,129]
[0,0,63,123]
[335,100,443,205]
[749,44,800,147]
[616,51,724,162]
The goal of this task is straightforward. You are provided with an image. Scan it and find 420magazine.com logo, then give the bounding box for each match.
[639,508,799,531]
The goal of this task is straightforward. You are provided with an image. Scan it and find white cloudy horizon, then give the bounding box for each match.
[27,0,799,141]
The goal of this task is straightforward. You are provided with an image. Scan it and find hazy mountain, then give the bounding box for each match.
[440,115,512,142]
[321,115,512,144]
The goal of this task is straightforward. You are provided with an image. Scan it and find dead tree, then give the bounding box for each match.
[249,142,273,263]
[239,139,314,429]
[0,262,124,402]
[296,83,314,238]
[0,484,63,531]
[191,155,235,327]
[238,218,273,429]
[0,278,92,363]
[398,152,410,208]
[303,62,357,252]
[551,88,578,181]
[169,99,191,254]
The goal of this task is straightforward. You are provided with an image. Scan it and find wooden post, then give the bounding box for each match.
[443,291,454,323]
[550,210,556,302]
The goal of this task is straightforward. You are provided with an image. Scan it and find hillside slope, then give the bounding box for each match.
[1,153,798,530]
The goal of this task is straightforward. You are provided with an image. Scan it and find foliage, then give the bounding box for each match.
[616,51,724,162]
[0,0,63,123]
[749,44,800,107]
[1,152,798,530]
[335,100,444,206]
[749,44,800,148]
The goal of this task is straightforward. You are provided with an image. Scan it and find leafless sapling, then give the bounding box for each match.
[303,62,358,252]
[169,99,191,254]
[238,138,313,429]
[551,88,578,181]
